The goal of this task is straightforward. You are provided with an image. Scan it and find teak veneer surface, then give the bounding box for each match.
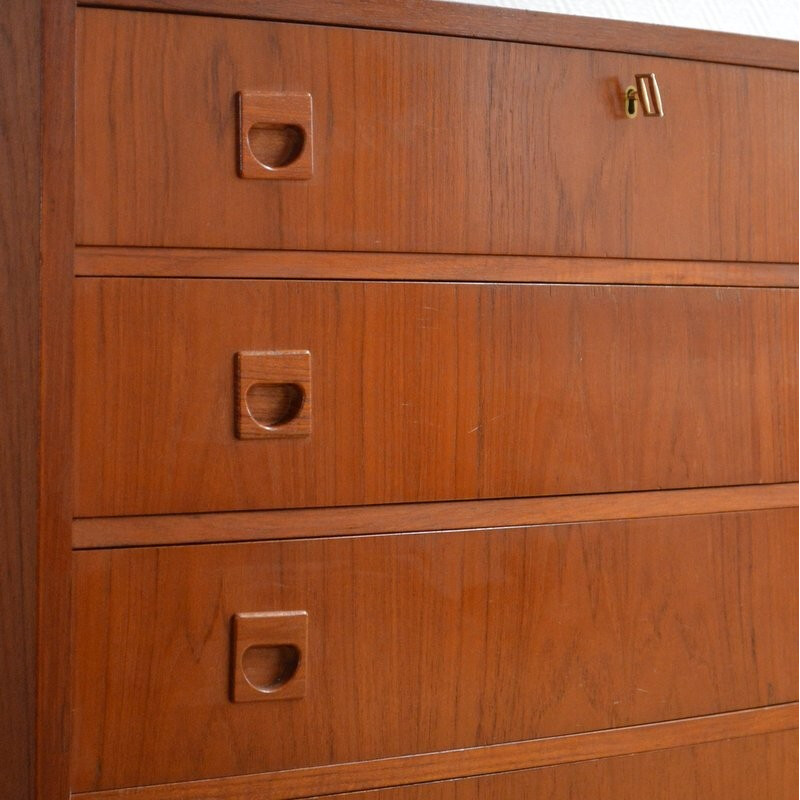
[302,732,799,800]
[75,248,800,287]
[0,2,41,793]
[70,706,800,799]
[72,509,798,790]
[75,279,798,517]
[0,1,74,798]
[0,0,796,797]
[301,731,800,800]
[72,482,798,548]
[76,0,799,71]
[77,9,798,261]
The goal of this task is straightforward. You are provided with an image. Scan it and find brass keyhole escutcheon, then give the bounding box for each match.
[624,73,664,119]
[625,86,638,118]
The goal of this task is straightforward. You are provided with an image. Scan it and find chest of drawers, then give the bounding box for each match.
[2,1,798,798]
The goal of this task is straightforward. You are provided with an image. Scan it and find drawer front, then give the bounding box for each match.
[76,9,798,261]
[317,733,799,800]
[74,279,797,517]
[72,509,798,790]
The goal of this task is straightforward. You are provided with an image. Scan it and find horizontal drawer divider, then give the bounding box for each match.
[72,482,799,549]
[72,703,799,800]
[75,248,800,288]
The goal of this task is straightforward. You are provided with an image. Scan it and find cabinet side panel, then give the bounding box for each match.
[0,1,73,797]
[37,1,74,799]
[0,1,41,797]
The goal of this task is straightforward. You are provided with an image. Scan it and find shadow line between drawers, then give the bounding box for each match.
[71,482,799,549]
[72,703,798,800]
[74,248,800,288]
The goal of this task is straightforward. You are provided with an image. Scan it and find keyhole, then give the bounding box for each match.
[625,88,638,118]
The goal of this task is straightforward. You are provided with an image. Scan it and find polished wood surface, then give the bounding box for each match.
[0,1,794,797]
[236,350,312,439]
[0,1,74,798]
[72,708,799,799]
[75,279,798,517]
[76,10,798,261]
[231,611,308,702]
[75,248,800,287]
[72,509,798,790]
[0,2,41,793]
[73,482,798,549]
[76,0,799,71]
[283,731,799,800]
[37,3,75,798]
[238,92,314,180]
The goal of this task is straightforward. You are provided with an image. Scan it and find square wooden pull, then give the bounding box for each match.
[231,611,308,703]
[235,350,312,439]
[238,91,313,180]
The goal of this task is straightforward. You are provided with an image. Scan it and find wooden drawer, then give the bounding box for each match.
[295,733,799,800]
[71,729,800,800]
[76,9,798,261]
[72,509,797,791]
[74,278,797,517]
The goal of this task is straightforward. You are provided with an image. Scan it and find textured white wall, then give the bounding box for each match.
[435,0,799,41]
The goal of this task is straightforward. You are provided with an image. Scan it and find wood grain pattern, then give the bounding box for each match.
[72,482,799,549]
[74,248,800,287]
[71,509,798,791]
[37,1,75,798]
[74,279,798,517]
[0,1,73,799]
[231,611,308,702]
[0,2,42,795]
[0,1,794,795]
[238,92,314,180]
[236,350,312,439]
[286,731,800,800]
[76,10,798,261]
[70,707,800,799]
[75,0,799,71]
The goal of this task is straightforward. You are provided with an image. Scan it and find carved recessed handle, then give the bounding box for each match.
[238,91,313,179]
[231,611,308,702]
[235,350,312,439]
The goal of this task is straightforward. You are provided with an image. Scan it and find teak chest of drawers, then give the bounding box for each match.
[1,1,798,798]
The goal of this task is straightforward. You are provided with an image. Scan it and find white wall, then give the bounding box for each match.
[435,0,799,41]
